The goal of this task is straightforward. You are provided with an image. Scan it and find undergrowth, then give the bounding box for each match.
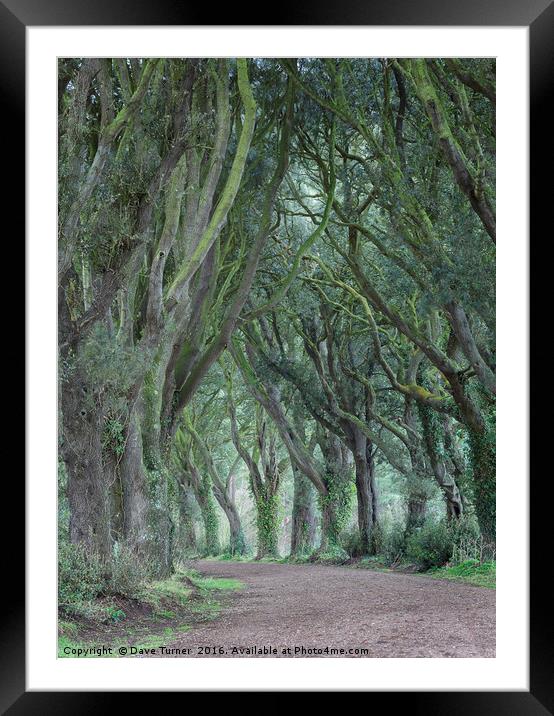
[58,564,243,658]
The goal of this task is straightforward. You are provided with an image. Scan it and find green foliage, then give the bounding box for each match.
[59,540,149,615]
[341,526,365,559]
[467,407,496,543]
[58,542,106,606]
[255,493,280,558]
[405,515,481,570]
[319,471,352,550]
[108,542,147,596]
[428,560,496,589]
[373,521,407,566]
[102,417,126,457]
[405,520,454,569]
[57,460,70,541]
[198,480,220,556]
[186,570,244,592]
[77,323,147,401]
[58,57,496,590]
[107,606,127,623]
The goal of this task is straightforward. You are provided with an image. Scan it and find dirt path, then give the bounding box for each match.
[155,560,495,658]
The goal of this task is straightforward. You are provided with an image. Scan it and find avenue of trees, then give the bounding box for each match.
[58,57,495,580]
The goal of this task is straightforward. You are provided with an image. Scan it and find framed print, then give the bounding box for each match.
[11,0,550,709]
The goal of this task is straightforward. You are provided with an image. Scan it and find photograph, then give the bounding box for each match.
[57,55,497,660]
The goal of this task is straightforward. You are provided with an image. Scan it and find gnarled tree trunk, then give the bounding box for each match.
[119,405,152,564]
[60,368,112,561]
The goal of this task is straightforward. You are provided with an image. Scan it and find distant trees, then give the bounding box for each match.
[58,57,495,576]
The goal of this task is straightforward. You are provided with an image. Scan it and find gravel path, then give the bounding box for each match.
[158,560,495,658]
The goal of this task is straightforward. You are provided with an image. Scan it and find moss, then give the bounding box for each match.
[403,383,442,401]
[141,573,193,607]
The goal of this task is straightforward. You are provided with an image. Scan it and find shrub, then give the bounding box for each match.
[59,541,147,610]
[405,520,454,570]
[449,516,493,563]
[107,542,146,597]
[373,522,406,566]
[341,526,365,558]
[58,542,106,606]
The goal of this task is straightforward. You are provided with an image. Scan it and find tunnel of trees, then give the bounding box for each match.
[58,57,495,581]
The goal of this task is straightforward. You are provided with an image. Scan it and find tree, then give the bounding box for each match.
[58,57,496,580]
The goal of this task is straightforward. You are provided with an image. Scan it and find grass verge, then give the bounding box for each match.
[58,568,243,658]
[426,560,496,588]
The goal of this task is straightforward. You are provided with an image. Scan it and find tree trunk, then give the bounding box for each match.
[227,507,246,557]
[185,462,220,555]
[140,368,175,577]
[430,459,463,520]
[120,406,152,563]
[290,466,317,557]
[105,448,124,544]
[211,484,247,556]
[60,369,112,561]
[317,432,352,556]
[352,430,378,555]
[406,492,427,534]
[254,491,280,559]
[318,498,342,554]
[419,400,463,521]
[442,417,466,518]
[468,423,496,544]
[177,483,197,555]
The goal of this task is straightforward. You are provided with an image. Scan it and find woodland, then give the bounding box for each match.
[58,58,496,623]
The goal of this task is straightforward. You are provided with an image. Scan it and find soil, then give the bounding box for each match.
[153,560,496,658]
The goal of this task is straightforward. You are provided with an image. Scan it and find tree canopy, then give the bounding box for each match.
[58,57,495,577]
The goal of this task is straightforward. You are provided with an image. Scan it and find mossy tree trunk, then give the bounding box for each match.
[183,418,247,556]
[119,405,153,565]
[352,428,378,555]
[177,481,198,555]
[290,466,317,557]
[186,461,220,556]
[421,411,464,521]
[254,491,280,560]
[173,429,220,556]
[317,431,352,556]
[211,482,247,557]
[290,402,317,557]
[468,421,496,544]
[252,410,282,559]
[60,368,112,562]
[139,366,175,578]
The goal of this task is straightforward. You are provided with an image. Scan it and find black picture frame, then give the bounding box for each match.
[11,0,550,709]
